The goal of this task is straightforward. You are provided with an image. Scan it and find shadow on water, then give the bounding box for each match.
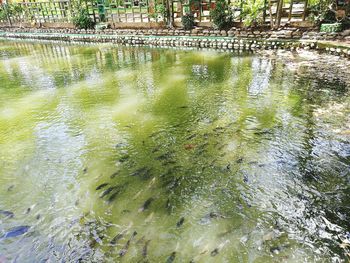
[0,40,349,262]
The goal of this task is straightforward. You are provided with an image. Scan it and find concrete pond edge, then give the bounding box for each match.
[0,29,350,59]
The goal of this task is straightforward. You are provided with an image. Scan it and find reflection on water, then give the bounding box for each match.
[0,40,349,262]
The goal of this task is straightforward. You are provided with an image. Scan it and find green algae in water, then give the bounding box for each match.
[0,40,350,262]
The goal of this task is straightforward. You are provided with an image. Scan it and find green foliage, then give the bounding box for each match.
[320,22,343,32]
[182,13,195,30]
[72,8,95,29]
[210,0,233,30]
[149,3,167,22]
[0,7,7,21]
[0,4,25,21]
[308,0,350,29]
[240,0,264,27]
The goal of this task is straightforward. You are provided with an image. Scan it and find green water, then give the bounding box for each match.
[0,40,349,263]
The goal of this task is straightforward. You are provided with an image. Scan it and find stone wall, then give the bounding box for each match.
[2,26,350,41]
[0,27,349,58]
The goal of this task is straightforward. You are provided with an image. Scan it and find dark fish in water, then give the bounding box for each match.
[236,157,244,164]
[210,240,230,256]
[131,167,148,177]
[7,185,14,191]
[96,183,109,190]
[184,144,195,150]
[100,186,117,198]
[155,152,173,161]
[209,212,227,219]
[213,126,224,132]
[119,231,137,257]
[167,177,181,190]
[152,146,161,153]
[176,217,185,227]
[166,199,171,209]
[110,231,125,245]
[0,210,14,218]
[243,174,249,183]
[186,134,197,140]
[1,226,30,239]
[200,212,227,224]
[108,188,122,203]
[254,129,272,135]
[25,208,31,214]
[138,198,154,212]
[111,171,120,179]
[83,167,88,174]
[142,240,151,257]
[211,248,219,256]
[115,142,127,148]
[161,160,177,166]
[119,155,129,163]
[36,214,41,220]
[166,252,176,263]
[197,142,209,150]
[179,106,188,109]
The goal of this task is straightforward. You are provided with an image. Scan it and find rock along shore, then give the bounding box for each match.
[0,27,350,58]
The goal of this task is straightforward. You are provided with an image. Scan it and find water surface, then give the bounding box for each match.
[0,40,349,262]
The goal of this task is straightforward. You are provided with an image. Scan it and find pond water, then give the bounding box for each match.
[0,40,349,263]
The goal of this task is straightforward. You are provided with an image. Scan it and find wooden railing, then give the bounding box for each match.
[0,0,310,27]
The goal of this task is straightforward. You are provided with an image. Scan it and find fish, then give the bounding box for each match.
[186,134,197,140]
[210,240,230,256]
[119,231,137,257]
[110,171,120,179]
[197,142,209,150]
[142,240,151,257]
[166,198,171,209]
[152,146,161,153]
[115,142,127,148]
[184,144,195,150]
[166,252,176,263]
[108,191,120,203]
[7,185,14,191]
[161,160,177,166]
[176,217,185,227]
[0,210,14,218]
[83,168,88,174]
[25,204,36,215]
[155,152,173,161]
[100,186,117,198]
[110,230,126,245]
[119,155,129,163]
[96,183,109,190]
[243,174,249,183]
[213,126,224,132]
[138,198,154,212]
[209,212,227,219]
[0,226,30,239]
[131,167,148,177]
[210,248,219,256]
[236,157,244,164]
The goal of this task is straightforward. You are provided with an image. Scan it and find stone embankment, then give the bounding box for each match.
[1,27,350,57]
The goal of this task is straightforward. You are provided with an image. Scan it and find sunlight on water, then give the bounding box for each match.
[0,40,349,263]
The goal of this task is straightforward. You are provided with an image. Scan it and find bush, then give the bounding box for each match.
[240,0,264,27]
[182,13,195,30]
[210,0,233,30]
[73,9,95,30]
